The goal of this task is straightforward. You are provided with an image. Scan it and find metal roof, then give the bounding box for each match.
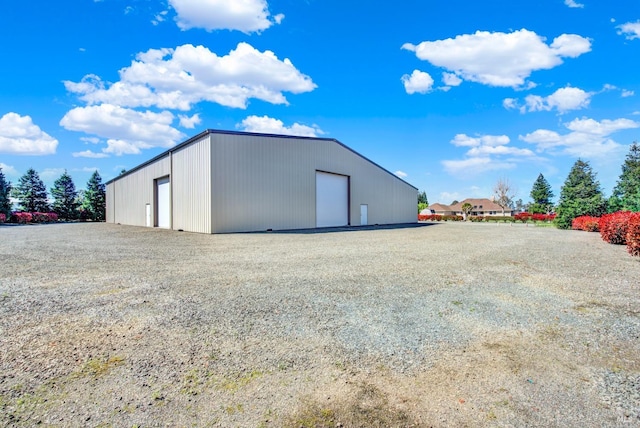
[105,129,417,190]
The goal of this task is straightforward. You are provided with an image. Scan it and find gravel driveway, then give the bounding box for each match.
[1,222,639,427]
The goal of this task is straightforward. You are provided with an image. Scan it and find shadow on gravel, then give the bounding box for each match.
[268,222,439,234]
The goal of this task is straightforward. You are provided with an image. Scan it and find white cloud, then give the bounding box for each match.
[451,134,511,147]
[442,157,517,175]
[442,72,462,87]
[72,150,109,158]
[503,98,518,110]
[525,86,592,113]
[394,170,408,178]
[64,43,316,111]
[178,113,201,129]
[0,162,18,176]
[0,112,58,155]
[564,0,584,8]
[168,0,283,33]
[80,136,101,144]
[504,86,592,113]
[73,167,100,173]
[438,192,462,204]
[237,115,324,137]
[401,70,434,94]
[622,90,635,98]
[520,117,639,158]
[40,168,66,181]
[402,29,591,88]
[60,104,185,156]
[152,10,168,26]
[443,133,536,175]
[617,21,640,40]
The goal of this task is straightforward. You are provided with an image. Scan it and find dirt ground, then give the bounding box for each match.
[1,222,639,427]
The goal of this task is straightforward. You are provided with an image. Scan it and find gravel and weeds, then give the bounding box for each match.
[1,222,639,426]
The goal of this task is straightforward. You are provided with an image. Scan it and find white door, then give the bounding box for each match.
[145,203,151,227]
[316,171,349,228]
[156,177,170,229]
[360,204,368,226]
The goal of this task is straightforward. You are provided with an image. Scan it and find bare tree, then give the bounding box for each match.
[493,177,516,215]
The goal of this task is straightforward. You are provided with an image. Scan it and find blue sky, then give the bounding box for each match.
[1,0,639,205]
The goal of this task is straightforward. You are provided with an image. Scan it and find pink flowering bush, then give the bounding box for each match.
[0,213,5,223]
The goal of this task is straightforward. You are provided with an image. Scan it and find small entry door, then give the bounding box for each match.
[145,203,151,227]
[360,204,368,226]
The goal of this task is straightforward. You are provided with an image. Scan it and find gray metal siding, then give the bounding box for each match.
[106,182,115,223]
[210,134,417,233]
[171,135,212,234]
[106,130,417,234]
[109,155,171,227]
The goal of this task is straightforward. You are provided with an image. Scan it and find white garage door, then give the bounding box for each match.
[156,177,170,229]
[316,171,348,228]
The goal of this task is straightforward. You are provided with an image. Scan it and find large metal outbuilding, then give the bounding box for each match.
[105,130,417,234]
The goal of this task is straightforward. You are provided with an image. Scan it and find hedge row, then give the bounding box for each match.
[418,214,464,221]
[513,212,556,222]
[418,214,552,223]
[3,212,59,224]
[572,212,640,257]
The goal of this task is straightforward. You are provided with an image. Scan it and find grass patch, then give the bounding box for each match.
[283,382,421,428]
[219,370,263,393]
[76,355,125,378]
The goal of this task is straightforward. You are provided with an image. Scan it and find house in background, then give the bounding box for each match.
[422,203,454,216]
[422,198,514,217]
[106,129,418,234]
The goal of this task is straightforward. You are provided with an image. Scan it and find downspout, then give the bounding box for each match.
[170,150,173,230]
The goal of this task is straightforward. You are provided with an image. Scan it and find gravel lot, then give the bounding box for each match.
[1,221,639,427]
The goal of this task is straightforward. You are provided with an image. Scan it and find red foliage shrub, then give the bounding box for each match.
[0,213,5,223]
[31,212,50,223]
[627,213,640,257]
[418,214,443,221]
[514,212,532,222]
[7,212,58,224]
[533,213,555,222]
[11,212,33,224]
[599,211,633,245]
[572,216,600,232]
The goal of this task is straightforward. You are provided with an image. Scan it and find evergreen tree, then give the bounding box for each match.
[84,170,106,221]
[609,142,640,212]
[0,167,12,216]
[555,159,607,229]
[417,190,429,213]
[14,168,49,212]
[529,173,554,214]
[51,170,79,220]
[418,190,428,205]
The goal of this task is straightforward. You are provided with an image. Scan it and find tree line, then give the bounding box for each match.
[525,141,640,229]
[0,168,106,221]
[417,141,640,228]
